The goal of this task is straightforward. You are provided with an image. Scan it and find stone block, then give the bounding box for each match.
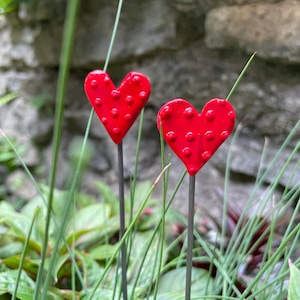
[205,1,300,64]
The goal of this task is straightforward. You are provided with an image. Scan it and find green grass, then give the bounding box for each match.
[0,0,300,299]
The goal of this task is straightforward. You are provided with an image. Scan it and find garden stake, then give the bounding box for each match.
[118,141,128,299]
[157,98,236,299]
[84,71,150,300]
[186,175,195,299]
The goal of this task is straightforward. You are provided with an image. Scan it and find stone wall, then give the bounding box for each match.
[1,0,300,216]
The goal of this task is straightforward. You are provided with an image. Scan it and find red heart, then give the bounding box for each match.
[84,70,151,144]
[157,98,236,176]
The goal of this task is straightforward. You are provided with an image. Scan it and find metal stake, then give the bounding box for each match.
[185,175,195,300]
[118,142,128,300]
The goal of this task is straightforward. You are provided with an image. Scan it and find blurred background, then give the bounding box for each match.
[0,0,299,218]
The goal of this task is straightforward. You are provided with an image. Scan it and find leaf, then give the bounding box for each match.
[69,203,111,230]
[89,244,118,261]
[0,270,35,300]
[0,92,18,106]
[148,292,185,300]
[65,203,116,250]
[0,214,42,253]
[0,0,18,14]
[95,182,120,216]
[80,288,122,300]
[80,286,145,300]
[21,185,69,220]
[21,185,73,245]
[0,242,24,258]
[129,231,167,288]
[76,251,105,287]
[2,255,39,278]
[47,253,70,283]
[0,200,16,213]
[75,192,96,208]
[288,260,300,300]
[129,181,152,209]
[156,267,214,297]
[48,286,77,300]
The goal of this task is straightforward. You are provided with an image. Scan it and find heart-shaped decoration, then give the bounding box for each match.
[84,70,151,144]
[157,98,236,176]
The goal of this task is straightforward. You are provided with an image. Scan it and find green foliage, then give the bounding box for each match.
[0,270,35,299]
[0,137,21,171]
[0,92,18,107]
[155,267,214,297]
[30,93,54,115]
[0,0,34,14]
[0,133,24,200]
[1,0,299,299]
[0,180,186,298]
[0,0,18,14]
[288,261,300,300]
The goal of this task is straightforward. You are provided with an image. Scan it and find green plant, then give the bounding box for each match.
[0,0,299,299]
[0,93,18,107]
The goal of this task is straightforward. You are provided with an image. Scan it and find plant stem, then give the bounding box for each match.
[103,0,123,72]
[34,0,80,298]
[226,51,256,101]
[12,208,39,300]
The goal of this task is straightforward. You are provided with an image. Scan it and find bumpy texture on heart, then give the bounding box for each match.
[157,98,236,176]
[84,70,151,144]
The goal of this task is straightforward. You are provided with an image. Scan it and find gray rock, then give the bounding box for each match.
[0,97,52,145]
[213,135,300,189]
[205,1,300,64]
[34,0,181,68]
[171,0,281,15]
[6,169,37,200]
[0,15,39,68]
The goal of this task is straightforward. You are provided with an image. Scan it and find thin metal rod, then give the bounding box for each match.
[118,142,128,300]
[185,175,196,300]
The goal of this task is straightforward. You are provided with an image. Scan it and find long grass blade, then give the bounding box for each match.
[226,52,256,101]
[36,0,81,297]
[12,207,39,300]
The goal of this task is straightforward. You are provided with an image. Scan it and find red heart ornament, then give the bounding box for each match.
[84,70,151,144]
[157,98,236,176]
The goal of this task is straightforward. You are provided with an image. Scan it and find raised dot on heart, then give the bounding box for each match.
[113,128,121,135]
[166,131,177,142]
[188,165,197,175]
[111,108,119,118]
[111,90,121,100]
[160,106,172,120]
[125,114,132,121]
[228,110,235,120]
[133,75,141,84]
[91,80,98,88]
[184,107,194,119]
[185,131,196,142]
[204,130,215,141]
[126,95,134,105]
[104,76,110,84]
[217,99,226,106]
[95,98,102,106]
[182,147,192,157]
[202,151,212,161]
[101,117,108,124]
[205,110,215,121]
[139,91,147,100]
[220,131,229,139]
